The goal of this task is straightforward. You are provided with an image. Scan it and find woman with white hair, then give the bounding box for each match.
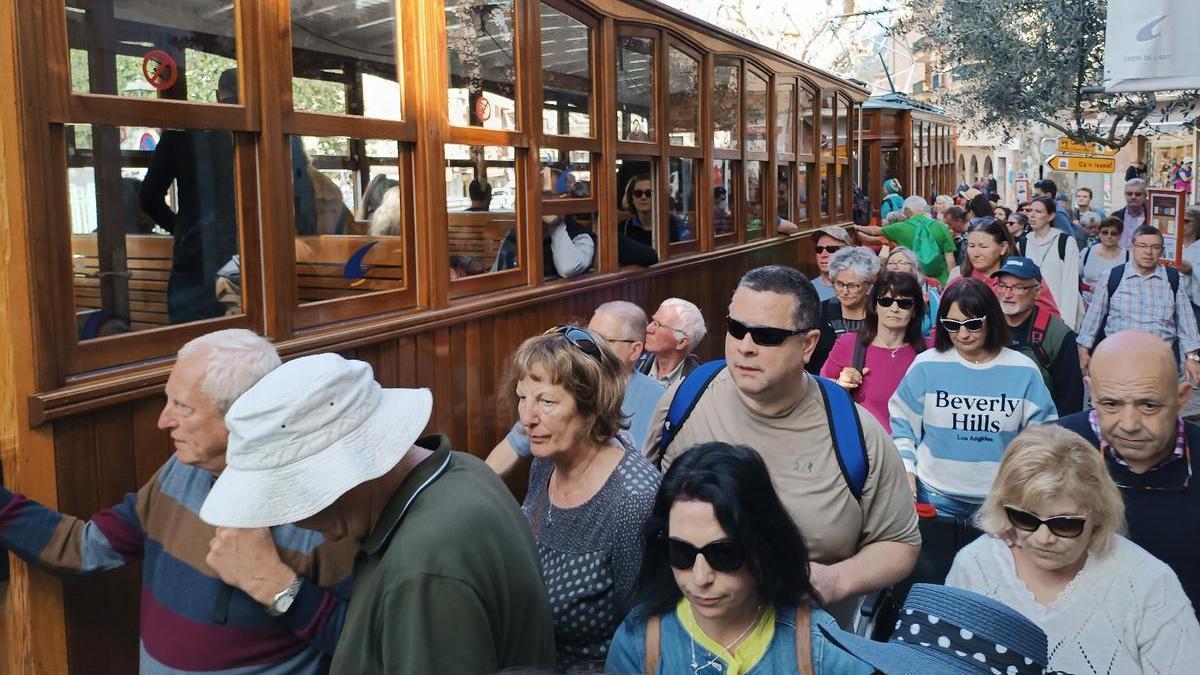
[948,424,1200,674]
[884,246,941,336]
[820,246,880,336]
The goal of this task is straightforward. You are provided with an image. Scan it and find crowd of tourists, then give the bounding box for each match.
[5,180,1200,674]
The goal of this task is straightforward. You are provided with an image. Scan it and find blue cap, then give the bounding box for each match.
[991,256,1042,282]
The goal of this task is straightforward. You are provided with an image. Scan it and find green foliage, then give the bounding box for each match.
[904,0,1199,149]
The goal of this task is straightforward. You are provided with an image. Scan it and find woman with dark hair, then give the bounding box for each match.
[1005,211,1029,240]
[1023,195,1083,330]
[890,278,1057,518]
[992,205,1011,222]
[1080,216,1128,308]
[618,174,661,266]
[949,217,1061,320]
[820,272,927,432]
[605,443,871,674]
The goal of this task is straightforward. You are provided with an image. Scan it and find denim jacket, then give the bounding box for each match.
[604,604,872,674]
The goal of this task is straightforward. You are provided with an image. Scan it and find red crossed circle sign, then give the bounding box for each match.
[142,50,178,91]
[475,96,491,121]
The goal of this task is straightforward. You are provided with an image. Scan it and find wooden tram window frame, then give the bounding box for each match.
[663,37,703,258]
[793,79,818,230]
[742,61,770,242]
[771,76,796,234]
[710,54,742,248]
[836,94,852,219]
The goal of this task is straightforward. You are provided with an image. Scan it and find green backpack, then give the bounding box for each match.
[909,215,946,281]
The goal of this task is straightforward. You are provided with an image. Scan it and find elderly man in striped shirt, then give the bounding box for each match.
[1077,224,1200,384]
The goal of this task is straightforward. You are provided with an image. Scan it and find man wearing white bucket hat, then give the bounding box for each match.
[200,353,556,674]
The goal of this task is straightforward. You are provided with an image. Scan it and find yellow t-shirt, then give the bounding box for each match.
[676,599,776,675]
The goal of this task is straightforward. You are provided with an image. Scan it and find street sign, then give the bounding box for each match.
[1056,137,1117,157]
[1045,155,1116,174]
[1015,179,1030,204]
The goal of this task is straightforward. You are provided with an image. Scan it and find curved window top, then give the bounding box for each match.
[667,46,699,147]
[713,58,739,151]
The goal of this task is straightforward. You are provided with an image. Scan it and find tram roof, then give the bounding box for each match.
[863,92,954,120]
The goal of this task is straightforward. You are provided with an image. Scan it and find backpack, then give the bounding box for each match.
[1017,232,1069,261]
[1093,263,1180,347]
[1018,307,1069,379]
[852,184,871,226]
[657,360,869,500]
[910,217,947,282]
[882,193,904,217]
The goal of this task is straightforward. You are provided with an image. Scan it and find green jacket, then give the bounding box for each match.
[882,214,956,285]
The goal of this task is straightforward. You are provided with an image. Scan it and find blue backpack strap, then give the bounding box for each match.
[814,376,869,500]
[658,359,727,466]
[1167,266,1181,295]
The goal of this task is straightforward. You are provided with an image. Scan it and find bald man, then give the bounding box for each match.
[1057,330,1200,616]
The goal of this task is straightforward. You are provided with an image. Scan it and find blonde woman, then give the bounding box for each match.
[947,425,1200,675]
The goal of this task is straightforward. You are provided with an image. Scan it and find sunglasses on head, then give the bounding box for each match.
[667,537,745,573]
[939,317,986,333]
[632,189,653,198]
[1004,504,1087,539]
[544,325,600,358]
[876,296,915,310]
[814,245,843,254]
[726,316,809,347]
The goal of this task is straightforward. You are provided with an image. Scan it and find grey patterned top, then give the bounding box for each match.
[521,443,661,672]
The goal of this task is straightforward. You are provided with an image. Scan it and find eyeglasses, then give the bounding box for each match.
[1004,504,1088,539]
[814,245,843,254]
[995,281,1037,294]
[876,296,915,310]
[632,189,653,198]
[667,537,745,573]
[939,317,987,333]
[834,280,864,292]
[649,318,686,336]
[544,325,600,358]
[726,316,809,347]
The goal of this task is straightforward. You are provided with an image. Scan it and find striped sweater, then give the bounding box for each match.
[888,347,1058,500]
[0,456,354,674]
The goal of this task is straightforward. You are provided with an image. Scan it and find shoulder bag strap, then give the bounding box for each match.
[645,614,661,675]
[795,605,814,675]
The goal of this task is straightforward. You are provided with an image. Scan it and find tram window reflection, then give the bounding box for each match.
[797,164,810,220]
[668,47,699,147]
[446,144,520,279]
[66,1,238,103]
[290,0,401,120]
[799,88,815,155]
[541,4,591,137]
[617,37,654,142]
[713,58,739,150]
[540,149,591,198]
[745,72,767,155]
[616,160,659,266]
[67,123,242,339]
[668,157,697,243]
[745,161,765,240]
[820,93,835,155]
[820,164,830,217]
[777,165,793,223]
[776,83,795,154]
[446,0,518,131]
[713,159,737,238]
[836,96,849,155]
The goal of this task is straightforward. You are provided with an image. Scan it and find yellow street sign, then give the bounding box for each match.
[1046,154,1116,173]
[1056,138,1118,156]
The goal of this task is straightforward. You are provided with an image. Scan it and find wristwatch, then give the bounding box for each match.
[266,575,302,617]
[1188,353,1200,363]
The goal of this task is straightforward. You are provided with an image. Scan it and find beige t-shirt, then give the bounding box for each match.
[643,369,921,565]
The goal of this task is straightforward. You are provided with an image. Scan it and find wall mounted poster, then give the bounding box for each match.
[1148,188,1185,267]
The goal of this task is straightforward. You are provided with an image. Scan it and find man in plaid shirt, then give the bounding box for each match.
[1077,224,1200,383]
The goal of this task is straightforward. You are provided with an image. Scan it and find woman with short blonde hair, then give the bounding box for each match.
[948,424,1200,675]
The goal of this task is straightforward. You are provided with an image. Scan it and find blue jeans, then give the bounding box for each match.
[916,481,981,520]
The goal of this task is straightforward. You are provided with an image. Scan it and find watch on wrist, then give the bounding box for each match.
[266,575,302,617]
[1187,352,1200,363]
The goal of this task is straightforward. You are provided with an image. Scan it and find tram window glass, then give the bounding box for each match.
[288,134,407,303]
[66,1,238,102]
[712,58,739,150]
[745,72,768,155]
[541,4,591,137]
[745,161,765,240]
[290,0,401,120]
[776,83,794,154]
[796,163,810,220]
[445,144,520,278]
[777,165,792,223]
[836,96,849,156]
[446,0,518,131]
[540,213,596,280]
[820,94,834,156]
[616,159,657,260]
[834,164,844,216]
[798,87,815,155]
[667,47,699,147]
[668,157,697,243]
[541,149,592,198]
[66,123,243,338]
[712,159,737,238]
[819,164,830,217]
[617,37,654,142]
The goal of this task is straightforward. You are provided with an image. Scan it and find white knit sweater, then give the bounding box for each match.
[947,534,1200,675]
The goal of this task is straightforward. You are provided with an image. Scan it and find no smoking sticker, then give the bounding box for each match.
[142,50,178,91]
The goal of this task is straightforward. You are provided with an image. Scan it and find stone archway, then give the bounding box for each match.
[970,155,979,183]
[983,156,993,179]
[958,155,966,184]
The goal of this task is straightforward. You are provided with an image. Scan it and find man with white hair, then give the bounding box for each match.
[200,354,555,673]
[0,329,356,674]
[636,297,706,387]
[853,195,957,285]
[1112,177,1148,249]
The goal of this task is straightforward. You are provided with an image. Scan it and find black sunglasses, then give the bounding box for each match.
[632,189,653,198]
[939,317,986,333]
[668,537,745,573]
[726,316,809,347]
[544,325,600,358]
[1004,504,1087,539]
[814,245,843,254]
[876,297,915,310]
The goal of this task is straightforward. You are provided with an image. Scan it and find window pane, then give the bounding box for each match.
[713,58,739,150]
[745,72,767,155]
[776,84,794,154]
[667,47,699,147]
[834,164,844,216]
[67,2,238,103]
[288,135,406,304]
[799,88,815,155]
[820,164,830,216]
[617,37,654,142]
[820,93,835,156]
[541,213,595,279]
[68,123,242,338]
[289,0,400,120]
[745,161,765,239]
[668,157,697,243]
[446,0,518,130]
[541,5,591,137]
[446,144,519,278]
[713,159,737,236]
[540,149,591,198]
[616,160,659,265]
[777,165,792,222]
[836,97,849,156]
[797,164,810,220]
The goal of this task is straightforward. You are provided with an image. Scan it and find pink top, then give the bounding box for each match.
[819,333,922,433]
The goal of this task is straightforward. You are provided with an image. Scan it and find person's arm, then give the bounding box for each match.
[810,540,920,605]
[485,422,531,479]
[1175,276,1200,356]
[854,224,886,237]
[1049,330,1085,415]
[1075,273,1111,374]
[547,220,594,278]
[887,364,926,490]
[1135,563,1200,671]
[641,379,681,470]
[777,218,799,234]
[617,231,659,267]
[1060,240,1083,330]
[139,132,180,233]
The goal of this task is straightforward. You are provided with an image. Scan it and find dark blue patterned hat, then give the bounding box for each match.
[820,584,1055,675]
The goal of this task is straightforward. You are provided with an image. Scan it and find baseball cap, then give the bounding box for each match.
[991,256,1042,282]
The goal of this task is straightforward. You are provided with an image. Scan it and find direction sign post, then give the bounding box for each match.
[1045,154,1116,174]
[1056,137,1117,157]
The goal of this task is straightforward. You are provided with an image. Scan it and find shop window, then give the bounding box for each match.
[446,0,518,131]
[776,83,794,154]
[713,58,739,150]
[712,159,738,237]
[541,4,591,137]
[445,144,519,278]
[668,157,698,243]
[667,47,699,147]
[745,161,766,239]
[617,37,654,142]
[745,72,768,155]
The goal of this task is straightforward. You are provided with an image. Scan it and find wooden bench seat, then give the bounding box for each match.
[72,234,173,330]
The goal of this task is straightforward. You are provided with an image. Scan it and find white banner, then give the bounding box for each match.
[1104,0,1200,92]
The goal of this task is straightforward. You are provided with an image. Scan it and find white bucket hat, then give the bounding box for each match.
[199,353,432,528]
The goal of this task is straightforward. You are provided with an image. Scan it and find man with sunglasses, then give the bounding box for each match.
[1057,330,1200,615]
[642,265,921,628]
[993,257,1084,415]
[810,226,852,301]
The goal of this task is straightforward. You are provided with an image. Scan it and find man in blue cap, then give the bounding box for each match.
[993,256,1084,414]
